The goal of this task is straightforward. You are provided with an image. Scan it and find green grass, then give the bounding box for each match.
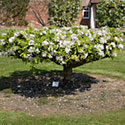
[0,29,10,35]
[0,109,125,125]
[75,48,125,79]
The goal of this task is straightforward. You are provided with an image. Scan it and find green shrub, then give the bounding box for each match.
[48,0,81,27]
[96,0,125,28]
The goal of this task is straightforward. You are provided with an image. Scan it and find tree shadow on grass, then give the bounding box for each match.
[0,69,98,97]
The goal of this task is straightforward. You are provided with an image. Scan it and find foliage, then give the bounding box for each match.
[0,0,29,26]
[48,0,81,27]
[0,26,124,73]
[96,0,125,28]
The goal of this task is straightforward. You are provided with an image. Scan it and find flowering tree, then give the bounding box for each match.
[0,26,124,83]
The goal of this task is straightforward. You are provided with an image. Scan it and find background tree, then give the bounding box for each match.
[48,0,81,27]
[0,0,29,26]
[96,0,125,28]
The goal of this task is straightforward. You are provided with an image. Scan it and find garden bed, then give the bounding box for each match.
[0,73,125,116]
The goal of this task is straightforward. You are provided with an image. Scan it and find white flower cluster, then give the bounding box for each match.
[0,26,124,65]
[0,39,6,45]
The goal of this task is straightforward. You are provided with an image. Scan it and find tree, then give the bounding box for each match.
[0,0,29,26]
[48,0,81,27]
[0,26,124,85]
[96,0,125,28]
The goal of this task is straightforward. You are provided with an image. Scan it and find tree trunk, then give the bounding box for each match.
[63,65,72,85]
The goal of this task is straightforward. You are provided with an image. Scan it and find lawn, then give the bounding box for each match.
[75,47,125,79]
[0,109,125,125]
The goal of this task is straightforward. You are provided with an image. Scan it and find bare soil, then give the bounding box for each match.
[0,73,125,116]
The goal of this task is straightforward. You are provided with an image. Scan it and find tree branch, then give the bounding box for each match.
[29,5,46,26]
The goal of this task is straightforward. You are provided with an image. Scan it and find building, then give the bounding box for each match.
[80,0,99,28]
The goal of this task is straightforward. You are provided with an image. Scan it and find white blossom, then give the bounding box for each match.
[77,40,81,46]
[28,47,35,53]
[106,46,109,50]
[50,42,54,45]
[98,31,102,36]
[71,34,77,40]
[42,52,46,57]
[40,32,43,36]
[29,57,34,62]
[94,44,104,50]
[29,40,34,45]
[106,36,111,40]
[8,49,15,55]
[42,41,49,46]
[9,37,15,43]
[69,30,73,34]
[100,37,107,43]
[84,53,88,59]
[98,51,105,57]
[61,35,66,40]
[80,49,83,53]
[0,26,123,66]
[61,61,65,64]
[25,54,32,58]
[35,48,40,54]
[63,27,70,30]
[56,56,60,61]
[48,54,52,58]
[120,37,123,41]
[0,39,5,45]
[63,40,71,46]
[14,32,19,37]
[102,30,108,35]
[34,28,38,31]
[114,37,119,41]
[30,34,35,38]
[43,27,48,30]
[111,42,116,48]
[65,47,70,53]
[111,52,117,57]
[118,44,124,49]
[43,31,46,34]
[2,33,7,36]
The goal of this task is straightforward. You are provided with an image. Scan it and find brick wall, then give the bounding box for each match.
[25,0,49,28]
